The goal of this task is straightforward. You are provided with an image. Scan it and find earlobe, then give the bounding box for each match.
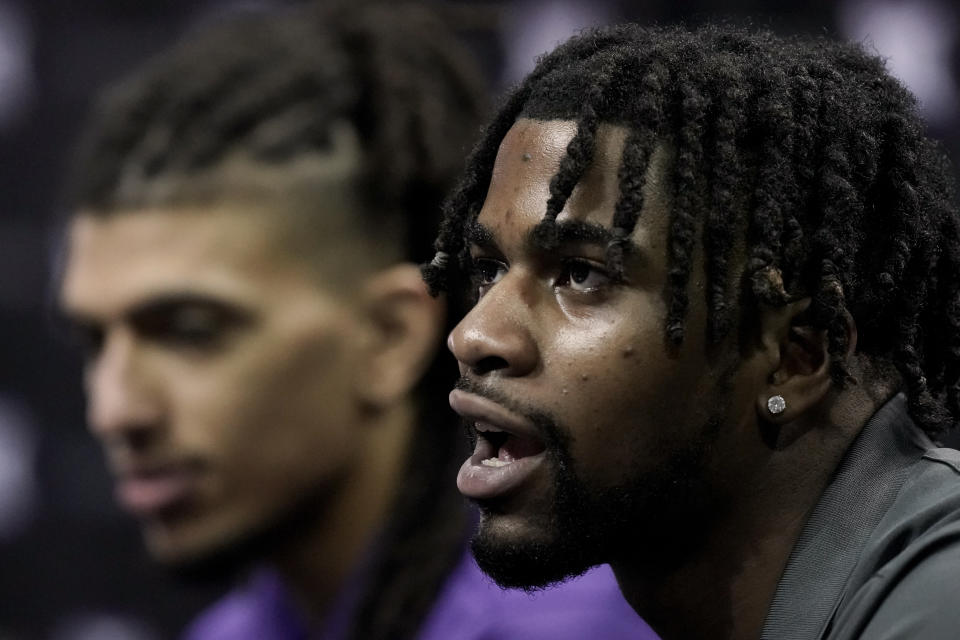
[354,263,445,410]
[755,299,855,426]
[766,394,787,416]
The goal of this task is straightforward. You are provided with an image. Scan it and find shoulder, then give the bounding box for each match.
[181,570,306,640]
[181,588,262,640]
[416,551,657,640]
[829,447,960,639]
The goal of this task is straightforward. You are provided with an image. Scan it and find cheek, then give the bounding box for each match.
[546,313,712,483]
[172,326,362,487]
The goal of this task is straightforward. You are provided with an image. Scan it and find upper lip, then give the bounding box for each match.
[448,388,542,442]
[111,457,200,481]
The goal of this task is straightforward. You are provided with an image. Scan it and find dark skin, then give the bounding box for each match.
[448,118,893,640]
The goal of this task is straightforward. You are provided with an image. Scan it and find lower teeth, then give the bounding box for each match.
[481,458,511,467]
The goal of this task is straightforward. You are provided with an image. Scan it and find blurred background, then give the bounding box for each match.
[0,0,957,638]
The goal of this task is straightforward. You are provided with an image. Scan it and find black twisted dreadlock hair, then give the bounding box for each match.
[424,24,960,438]
[69,3,486,639]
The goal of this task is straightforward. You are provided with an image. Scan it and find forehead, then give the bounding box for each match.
[475,118,671,247]
[59,206,315,317]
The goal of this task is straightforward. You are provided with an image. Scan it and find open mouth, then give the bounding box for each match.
[450,389,549,500]
[475,423,546,467]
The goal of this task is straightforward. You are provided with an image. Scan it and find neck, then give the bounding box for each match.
[614,389,883,640]
[269,401,415,625]
[613,493,814,640]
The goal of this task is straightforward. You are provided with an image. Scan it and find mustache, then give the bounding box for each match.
[453,376,572,453]
[454,376,527,413]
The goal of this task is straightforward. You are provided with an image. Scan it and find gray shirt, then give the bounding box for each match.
[762,394,960,639]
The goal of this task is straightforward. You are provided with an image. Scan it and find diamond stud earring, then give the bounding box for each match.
[767,395,787,415]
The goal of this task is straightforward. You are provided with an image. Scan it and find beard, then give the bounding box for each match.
[458,378,722,591]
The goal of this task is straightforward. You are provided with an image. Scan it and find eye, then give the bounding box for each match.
[556,259,611,293]
[165,307,225,346]
[133,302,249,351]
[470,257,508,297]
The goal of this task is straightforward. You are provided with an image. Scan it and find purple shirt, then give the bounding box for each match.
[183,547,657,639]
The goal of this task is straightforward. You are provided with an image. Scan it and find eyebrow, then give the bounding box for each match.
[548,219,627,248]
[464,219,642,257]
[464,221,497,251]
[61,291,255,328]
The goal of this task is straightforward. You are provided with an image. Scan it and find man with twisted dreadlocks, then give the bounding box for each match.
[55,4,652,640]
[425,22,960,640]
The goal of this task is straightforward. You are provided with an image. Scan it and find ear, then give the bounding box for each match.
[755,298,857,425]
[354,263,445,410]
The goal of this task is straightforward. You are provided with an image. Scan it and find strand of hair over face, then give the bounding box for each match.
[425,24,960,437]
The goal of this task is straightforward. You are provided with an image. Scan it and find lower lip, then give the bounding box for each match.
[457,448,546,500]
[116,470,198,518]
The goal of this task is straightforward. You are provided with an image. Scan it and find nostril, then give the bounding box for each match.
[474,355,510,375]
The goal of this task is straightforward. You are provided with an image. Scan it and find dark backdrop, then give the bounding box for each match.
[0,1,956,637]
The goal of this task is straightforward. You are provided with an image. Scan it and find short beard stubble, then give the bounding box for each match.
[461,378,724,591]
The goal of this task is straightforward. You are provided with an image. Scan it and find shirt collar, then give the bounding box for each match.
[760,393,931,640]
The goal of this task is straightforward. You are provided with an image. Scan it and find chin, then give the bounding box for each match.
[470,523,595,591]
[148,486,331,584]
[141,521,251,583]
[469,507,597,591]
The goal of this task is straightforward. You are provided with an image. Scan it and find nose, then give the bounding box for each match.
[448,274,539,378]
[85,329,163,444]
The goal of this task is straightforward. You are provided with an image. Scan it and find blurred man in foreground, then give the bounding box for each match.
[57,4,651,639]
[425,23,960,640]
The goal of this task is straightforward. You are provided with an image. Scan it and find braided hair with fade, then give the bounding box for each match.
[424,23,960,439]
[69,3,486,639]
